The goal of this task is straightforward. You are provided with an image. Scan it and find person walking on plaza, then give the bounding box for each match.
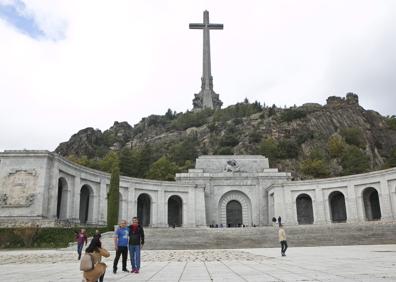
[278,224,288,256]
[128,217,145,274]
[113,220,129,274]
[75,228,87,260]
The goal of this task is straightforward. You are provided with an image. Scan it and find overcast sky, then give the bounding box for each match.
[1,0,395,152]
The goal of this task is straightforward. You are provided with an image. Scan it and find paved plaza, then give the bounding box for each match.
[0,244,395,281]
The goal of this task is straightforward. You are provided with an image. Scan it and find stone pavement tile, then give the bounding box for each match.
[149,261,187,281]
[179,262,211,280]
[205,261,244,280]
[117,261,169,281]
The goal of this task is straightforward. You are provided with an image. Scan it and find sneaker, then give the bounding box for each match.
[131,269,136,273]
[122,269,129,273]
[113,269,117,274]
[135,269,139,274]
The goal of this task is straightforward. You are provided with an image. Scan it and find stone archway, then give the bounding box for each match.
[363,187,381,221]
[79,185,93,224]
[296,193,314,224]
[219,191,252,227]
[168,195,183,227]
[137,193,151,227]
[56,177,68,219]
[329,191,347,223]
[226,200,242,227]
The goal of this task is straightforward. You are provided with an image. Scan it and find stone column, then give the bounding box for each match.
[98,179,107,225]
[188,188,196,226]
[182,198,189,227]
[88,191,98,225]
[355,187,365,222]
[47,161,59,219]
[157,189,165,227]
[284,189,297,225]
[379,180,394,221]
[72,176,81,223]
[194,185,207,226]
[127,186,135,222]
[346,184,359,223]
[152,194,158,227]
[314,188,326,224]
[273,187,285,223]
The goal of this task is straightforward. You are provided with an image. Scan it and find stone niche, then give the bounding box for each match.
[0,169,38,208]
[195,155,270,173]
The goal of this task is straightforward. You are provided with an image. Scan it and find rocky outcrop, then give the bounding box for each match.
[55,94,396,178]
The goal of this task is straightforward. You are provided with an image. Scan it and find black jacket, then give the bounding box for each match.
[128,225,144,245]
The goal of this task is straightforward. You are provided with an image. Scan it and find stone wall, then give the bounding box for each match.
[268,168,396,225]
[0,151,205,227]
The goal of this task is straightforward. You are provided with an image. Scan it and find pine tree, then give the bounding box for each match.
[107,160,120,228]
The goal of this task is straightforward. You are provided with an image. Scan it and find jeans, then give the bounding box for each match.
[280,240,288,254]
[113,246,128,271]
[77,243,84,259]
[129,244,141,270]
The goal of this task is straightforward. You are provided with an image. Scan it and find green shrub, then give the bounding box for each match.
[259,138,278,160]
[213,101,262,122]
[385,147,396,168]
[215,146,234,155]
[170,109,213,130]
[341,145,370,175]
[107,162,120,229]
[146,156,179,181]
[0,227,110,249]
[386,115,396,130]
[340,128,365,149]
[277,139,299,159]
[300,159,330,178]
[248,131,262,144]
[280,109,307,122]
[327,134,346,158]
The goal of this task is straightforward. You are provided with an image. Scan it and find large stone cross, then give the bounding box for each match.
[190,10,223,110]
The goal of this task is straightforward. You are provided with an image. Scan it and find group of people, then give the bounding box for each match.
[75,215,287,281]
[112,217,145,274]
[75,216,145,282]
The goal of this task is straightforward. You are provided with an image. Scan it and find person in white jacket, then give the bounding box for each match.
[278,224,288,256]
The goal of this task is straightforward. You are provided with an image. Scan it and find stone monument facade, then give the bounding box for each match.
[1,151,395,227]
[190,10,223,110]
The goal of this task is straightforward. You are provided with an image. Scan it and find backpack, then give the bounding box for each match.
[80,253,95,271]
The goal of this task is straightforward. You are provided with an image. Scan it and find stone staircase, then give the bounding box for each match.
[96,222,396,250]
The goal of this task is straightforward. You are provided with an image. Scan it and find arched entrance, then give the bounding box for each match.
[218,191,252,227]
[226,200,242,227]
[363,187,381,221]
[296,193,314,224]
[79,185,93,224]
[137,193,151,227]
[168,195,182,227]
[329,191,347,223]
[56,177,68,219]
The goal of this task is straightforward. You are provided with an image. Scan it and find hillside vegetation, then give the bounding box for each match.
[56,93,396,180]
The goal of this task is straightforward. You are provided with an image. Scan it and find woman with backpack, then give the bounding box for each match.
[81,236,110,282]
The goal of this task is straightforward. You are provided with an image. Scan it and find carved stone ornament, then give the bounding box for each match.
[0,169,38,207]
[224,159,240,172]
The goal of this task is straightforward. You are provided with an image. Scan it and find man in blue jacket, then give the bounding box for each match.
[113,220,129,273]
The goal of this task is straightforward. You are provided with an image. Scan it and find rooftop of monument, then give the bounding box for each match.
[194,155,271,173]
